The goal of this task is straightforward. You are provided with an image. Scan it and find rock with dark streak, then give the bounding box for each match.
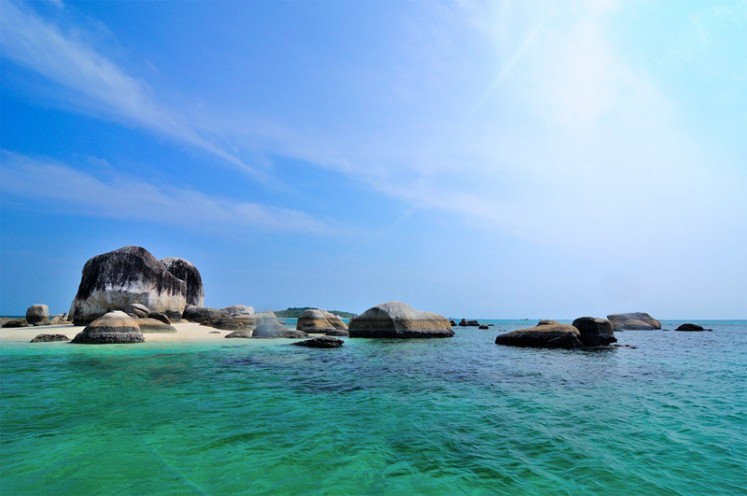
[161,257,205,307]
[71,311,144,344]
[70,246,187,325]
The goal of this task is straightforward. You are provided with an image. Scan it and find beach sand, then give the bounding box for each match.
[0,321,234,343]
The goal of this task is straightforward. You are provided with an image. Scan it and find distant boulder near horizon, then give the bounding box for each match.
[69,246,203,325]
[607,312,661,331]
[349,301,454,338]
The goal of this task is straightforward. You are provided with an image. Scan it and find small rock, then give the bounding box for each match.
[2,319,28,328]
[147,312,171,325]
[478,325,489,329]
[293,336,344,348]
[675,323,706,332]
[30,334,70,343]
[26,304,49,325]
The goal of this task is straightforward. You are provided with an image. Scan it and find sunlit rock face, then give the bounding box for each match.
[607,312,661,331]
[71,311,144,344]
[349,301,454,338]
[70,246,187,325]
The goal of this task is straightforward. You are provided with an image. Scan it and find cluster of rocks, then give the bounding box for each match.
[495,317,617,349]
[224,311,307,339]
[2,305,70,328]
[184,304,256,330]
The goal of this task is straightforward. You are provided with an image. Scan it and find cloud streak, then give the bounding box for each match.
[0,0,269,182]
[0,151,330,234]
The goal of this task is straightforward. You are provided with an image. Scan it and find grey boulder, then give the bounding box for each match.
[607,312,661,331]
[349,301,454,338]
[26,304,49,325]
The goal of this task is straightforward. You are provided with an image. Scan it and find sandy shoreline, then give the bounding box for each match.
[0,321,236,343]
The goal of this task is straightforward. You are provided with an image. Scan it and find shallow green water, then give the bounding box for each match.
[1,320,746,495]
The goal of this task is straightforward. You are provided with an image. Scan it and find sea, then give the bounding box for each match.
[1,319,745,495]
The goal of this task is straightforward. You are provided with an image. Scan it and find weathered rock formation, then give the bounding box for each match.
[70,246,187,325]
[607,312,661,330]
[293,336,344,348]
[71,311,144,344]
[126,303,151,318]
[135,318,177,333]
[184,304,255,330]
[571,317,617,346]
[495,324,583,349]
[147,312,171,325]
[349,301,454,338]
[161,257,205,307]
[296,309,349,333]
[251,312,306,338]
[30,334,70,343]
[26,304,49,325]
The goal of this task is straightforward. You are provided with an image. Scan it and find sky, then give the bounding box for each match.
[1,0,745,319]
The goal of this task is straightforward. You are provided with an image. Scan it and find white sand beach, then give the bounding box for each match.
[0,321,234,343]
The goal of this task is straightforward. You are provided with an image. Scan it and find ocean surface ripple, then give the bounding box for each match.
[1,320,746,495]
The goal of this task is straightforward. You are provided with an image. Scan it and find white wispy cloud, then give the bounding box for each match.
[0,0,268,182]
[0,151,331,234]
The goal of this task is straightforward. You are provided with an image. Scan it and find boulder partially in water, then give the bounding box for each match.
[26,304,49,325]
[495,324,583,349]
[71,311,144,344]
[572,317,617,346]
[70,246,187,325]
[459,319,480,327]
[293,336,344,348]
[161,257,205,307]
[607,312,661,331]
[30,334,70,343]
[675,323,707,332]
[349,301,454,338]
[296,309,348,333]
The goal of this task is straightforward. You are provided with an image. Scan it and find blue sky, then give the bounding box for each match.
[1,0,745,318]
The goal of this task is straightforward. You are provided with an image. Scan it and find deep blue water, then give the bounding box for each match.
[1,320,745,495]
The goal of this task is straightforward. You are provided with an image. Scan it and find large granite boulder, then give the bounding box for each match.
[349,301,454,338]
[70,246,187,325]
[572,317,617,346]
[293,336,344,348]
[161,257,205,307]
[71,311,144,344]
[30,334,70,343]
[495,324,583,349]
[296,309,347,333]
[607,312,661,331]
[26,304,49,325]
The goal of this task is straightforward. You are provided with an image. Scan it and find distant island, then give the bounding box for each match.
[274,307,357,319]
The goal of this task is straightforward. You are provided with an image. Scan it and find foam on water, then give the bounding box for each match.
[1,320,746,495]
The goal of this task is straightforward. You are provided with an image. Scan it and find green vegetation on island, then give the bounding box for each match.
[273,307,357,319]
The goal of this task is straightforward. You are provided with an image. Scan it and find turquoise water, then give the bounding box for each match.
[1,320,746,495]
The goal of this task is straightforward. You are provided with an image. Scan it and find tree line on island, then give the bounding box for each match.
[2,245,714,346]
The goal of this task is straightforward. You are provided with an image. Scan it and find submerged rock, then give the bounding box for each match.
[479,324,489,330]
[293,336,344,348]
[161,257,205,307]
[349,301,454,338]
[607,312,661,331]
[675,323,707,332]
[26,304,49,325]
[30,334,70,343]
[495,324,583,349]
[70,246,187,325]
[71,311,144,344]
[571,317,617,347]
